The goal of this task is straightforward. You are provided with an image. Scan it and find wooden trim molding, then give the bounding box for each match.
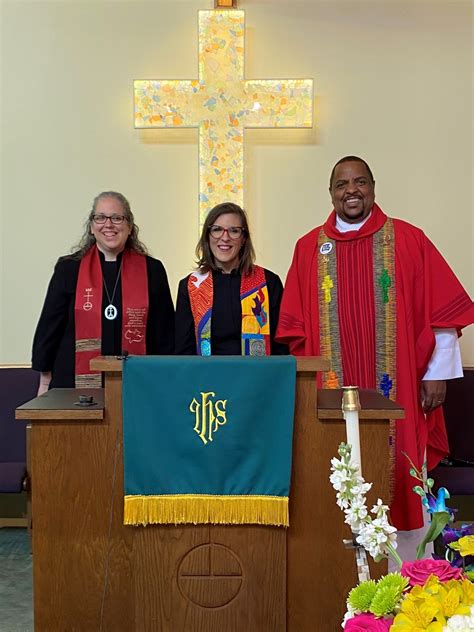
[90,355,330,374]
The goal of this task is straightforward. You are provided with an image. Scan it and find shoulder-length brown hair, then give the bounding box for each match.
[195,202,256,275]
[71,191,149,259]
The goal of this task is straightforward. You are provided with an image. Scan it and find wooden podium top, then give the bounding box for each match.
[318,388,404,419]
[89,355,331,373]
[17,358,404,421]
[15,388,104,420]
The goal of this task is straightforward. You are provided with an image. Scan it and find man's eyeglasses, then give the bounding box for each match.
[92,214,127,225]
[209,225,245,240]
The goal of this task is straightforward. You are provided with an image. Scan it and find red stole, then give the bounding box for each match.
[277,204,474,530]
[75,247,148,387]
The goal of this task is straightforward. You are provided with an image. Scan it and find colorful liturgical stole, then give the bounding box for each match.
[317,218,397,401]
[122,356,296,527]
[74,247,148,387]
[187,265,271,356]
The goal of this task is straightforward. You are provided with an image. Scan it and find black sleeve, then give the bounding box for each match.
[146,257,175,354]
[175,276,197,355]
[31,258,76,372]
[265,269,289,356]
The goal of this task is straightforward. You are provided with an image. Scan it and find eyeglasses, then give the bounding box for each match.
[92,214,128,225]
[209,225,245,240]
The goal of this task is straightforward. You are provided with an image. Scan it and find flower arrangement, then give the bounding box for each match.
[330,443,474,631]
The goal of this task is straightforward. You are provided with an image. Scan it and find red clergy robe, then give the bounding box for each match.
[277,204,474,530]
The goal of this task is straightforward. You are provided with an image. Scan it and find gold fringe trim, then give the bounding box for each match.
[124,494,289,527]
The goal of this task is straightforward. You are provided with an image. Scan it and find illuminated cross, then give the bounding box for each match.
[134,10,313,227]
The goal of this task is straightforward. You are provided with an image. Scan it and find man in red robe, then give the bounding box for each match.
[277,156,474,541]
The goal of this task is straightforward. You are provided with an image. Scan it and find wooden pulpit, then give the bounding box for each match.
[16,357,403,631]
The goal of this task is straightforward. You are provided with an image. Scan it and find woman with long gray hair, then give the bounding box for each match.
[32,191,174,393]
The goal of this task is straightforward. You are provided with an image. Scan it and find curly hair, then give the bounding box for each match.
[71,191,148,259]
[195,202,256,275]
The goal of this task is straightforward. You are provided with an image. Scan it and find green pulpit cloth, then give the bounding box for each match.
[122,355,296,527]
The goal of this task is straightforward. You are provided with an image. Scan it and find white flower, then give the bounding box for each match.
[344,498,369,530]
[372,499,390,515]
[443,609,474,631]
[372,517,396,533]
[330,443,399,565]
[352,482,372,496]
[330,470,351,491]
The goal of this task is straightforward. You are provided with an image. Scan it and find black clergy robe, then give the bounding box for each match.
[32,250,175,388]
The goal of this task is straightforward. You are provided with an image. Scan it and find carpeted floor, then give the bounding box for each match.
[0,528,33,632]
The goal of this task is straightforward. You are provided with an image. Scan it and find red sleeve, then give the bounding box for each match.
[276,241,307,354]
[427,240,474,328]
[416,235,474,372]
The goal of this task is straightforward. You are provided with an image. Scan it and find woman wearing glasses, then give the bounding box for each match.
[32,191,174,394]
[175,202,287,356]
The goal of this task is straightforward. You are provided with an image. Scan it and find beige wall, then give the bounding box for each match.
[1,0,472,364]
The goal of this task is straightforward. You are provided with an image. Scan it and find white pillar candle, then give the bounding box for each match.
[344,409,362,476]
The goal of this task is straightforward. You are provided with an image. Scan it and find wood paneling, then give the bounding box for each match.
[288,384,393,630]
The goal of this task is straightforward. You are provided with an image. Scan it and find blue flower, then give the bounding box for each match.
[422,487,453,514]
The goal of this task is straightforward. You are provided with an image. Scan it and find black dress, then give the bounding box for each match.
[32,250,175,387]
[175,268,288,355]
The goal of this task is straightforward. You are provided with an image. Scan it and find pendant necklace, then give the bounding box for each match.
[103,260,123,321]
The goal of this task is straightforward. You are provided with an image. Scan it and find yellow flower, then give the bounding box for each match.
[450,535,474,557]
[391,577,474,631]
[390,612,443,631]
[459,578,474,605]
[391,598,440,630]
[438,584,470,618]
[404,577,443,607]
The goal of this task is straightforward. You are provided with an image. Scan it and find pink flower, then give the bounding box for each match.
[401,559,463,586]
[344,613,392,631]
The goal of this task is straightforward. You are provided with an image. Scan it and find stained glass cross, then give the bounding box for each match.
[134,10,313,227]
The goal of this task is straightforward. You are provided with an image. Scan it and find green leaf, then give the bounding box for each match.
[426,478,434,488]
[409,468,417,477]
[412,486,425,496]
[416,512,451,559]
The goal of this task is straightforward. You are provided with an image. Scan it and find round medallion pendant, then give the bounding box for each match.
[104,304,118,320]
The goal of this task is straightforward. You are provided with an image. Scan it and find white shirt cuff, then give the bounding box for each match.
[422,328,463,380]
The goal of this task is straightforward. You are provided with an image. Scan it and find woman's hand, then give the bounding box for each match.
[37,371,52,396]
